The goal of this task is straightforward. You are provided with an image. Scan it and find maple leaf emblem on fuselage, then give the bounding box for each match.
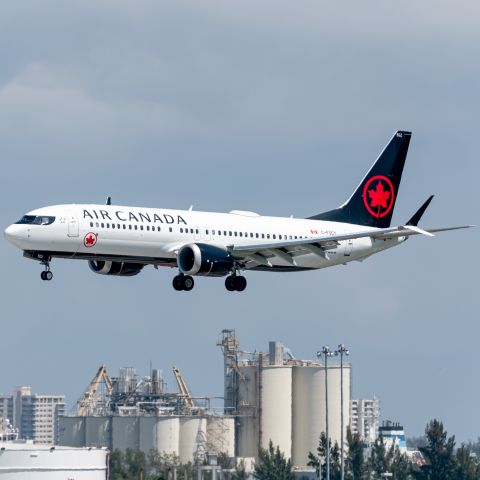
[84,232,97,247]
[362,175,395,218]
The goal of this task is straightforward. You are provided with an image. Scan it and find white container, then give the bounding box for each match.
[206,416,235,457]
[179,417,207,464]
[112,416,139,450]
[260,366,292,458]
[57,416,85,447]
[85,416,111,447]
[139,416,180,455]
[0,442,108,479]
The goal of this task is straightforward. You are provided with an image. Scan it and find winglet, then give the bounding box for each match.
[407,195,434,226]
[106,196,112,206]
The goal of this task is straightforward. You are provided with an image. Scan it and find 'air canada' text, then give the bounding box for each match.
[83,209,187,225]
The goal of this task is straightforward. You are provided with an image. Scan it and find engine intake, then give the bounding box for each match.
[88,260,144,277]
[177,243,234,276]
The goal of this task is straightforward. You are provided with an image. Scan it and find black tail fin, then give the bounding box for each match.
[309,130,412,228]
[406,195,434,226]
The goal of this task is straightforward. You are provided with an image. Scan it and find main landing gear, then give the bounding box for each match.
[40,257,53,281]
[172,274,194,291]
[225,275,247,292]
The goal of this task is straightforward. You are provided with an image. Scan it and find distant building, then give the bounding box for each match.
[0,387,66,444]
[350,397,380,444]
[379,420,407,453]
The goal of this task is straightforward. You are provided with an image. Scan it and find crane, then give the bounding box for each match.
[76,364,113,416]
[172,366,194,409]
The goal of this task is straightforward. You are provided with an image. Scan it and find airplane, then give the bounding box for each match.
[4,131,473,292]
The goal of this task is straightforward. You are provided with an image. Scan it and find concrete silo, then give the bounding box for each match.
[179,417,207,464]
[260,365,292,458]
[292,364,351,467]
[206,416,235,457]
[139,416,180,455]
[112,416,139,450]
[236,364,258,458]
[85,416,111,448]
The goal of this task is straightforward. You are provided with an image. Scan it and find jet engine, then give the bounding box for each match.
[177,243,234,276]
[88,260,144,276]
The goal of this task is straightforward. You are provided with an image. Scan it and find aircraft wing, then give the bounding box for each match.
[228,225,474,268]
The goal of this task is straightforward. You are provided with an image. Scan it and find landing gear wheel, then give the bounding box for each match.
[183,276,194,291]
[234,275,247,292]
[44,271,53,281]
[41,271,47,281]
[225,276,236,292]
[172,275,184,291]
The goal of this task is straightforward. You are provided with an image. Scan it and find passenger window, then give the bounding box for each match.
[112,224,115,229]
[206,230,209,235]
[123,225,126,230]
[157,227,161,232]
[147,226,150,231]
[196,229,199,234]
[101,223,104,228]
[262,234,265,239]
[229,231,232,236]
[141,225,144,231]
[267,234,270,239]
[129,225,132,230]
[90,222,93,227]
[224,231,227,236]
[169,227,172,232]
[96,222,99,228]
[234,232,238,236]
[106,223,110,228]
[273,234,276,239]
[180,228,183,233]
[250,233,253,238]
[134,225,138,230]
[239,232,243,237]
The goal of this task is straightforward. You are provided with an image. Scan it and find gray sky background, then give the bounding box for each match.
[0,1,479,441]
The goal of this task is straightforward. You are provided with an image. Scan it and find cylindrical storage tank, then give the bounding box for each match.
[57,417,85,447]
[85,416,111,448]
[112,416,139,451]
[139,416,180,455]
[292,365,351,468]
[206,416,235,457]
[237,365,258,458]
[260,366,292,458]
[179,417,207,464]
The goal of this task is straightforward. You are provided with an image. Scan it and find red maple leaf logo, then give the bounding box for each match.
[84,233,97,247]
[368,181,391,209]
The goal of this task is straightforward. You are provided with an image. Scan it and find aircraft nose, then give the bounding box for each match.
[4,224,23,245]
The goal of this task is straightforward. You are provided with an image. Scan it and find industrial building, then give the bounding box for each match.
[58,330,354,469]
[350,397,380,445]
[218,330,351,467]
[0,387,65,444]
[58,364,235,463]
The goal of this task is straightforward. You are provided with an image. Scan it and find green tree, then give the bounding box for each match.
[454,444,479,480]
[414,419,456,480]
[345,427,365,480]
[307,432,341,480]
[232,459,249,480]
[390,447,412,480]
[368,435,394,479]
[254,440,294,480]
[109,449,129,480]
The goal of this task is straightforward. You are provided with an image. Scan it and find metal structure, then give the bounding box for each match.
[317,346,334,480]
[335,345,350,480]
[76,365,113,416]
[172,366,195,409]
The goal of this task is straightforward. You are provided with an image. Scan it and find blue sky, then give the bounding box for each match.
[0,1,478,440]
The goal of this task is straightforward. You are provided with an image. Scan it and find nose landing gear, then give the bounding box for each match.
[172,273,194,291]
[40,257,53,281]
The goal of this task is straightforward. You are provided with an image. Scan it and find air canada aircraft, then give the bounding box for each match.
[4,131,473,292]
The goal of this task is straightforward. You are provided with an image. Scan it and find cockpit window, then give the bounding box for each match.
[16,215,56,225]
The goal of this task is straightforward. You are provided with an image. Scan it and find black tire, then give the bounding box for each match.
[234,275,247,292]
[40,271,47,281]
[172,275,184,291]
[45,271,53,281]
[183,276,194,291]
[225,276,236,292]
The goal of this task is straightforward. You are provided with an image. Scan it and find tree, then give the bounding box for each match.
[455,444,480,480]
[368,435,394,479]
[109,449,129,480]
[414,419,456,480]
[345,427,365,480]
[390,447,412,480]
[307,432,341,480]
[232,459,249,480]
[254,440,295,480]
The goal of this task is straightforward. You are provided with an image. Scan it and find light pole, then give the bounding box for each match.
[335,344,350,480]
[317,345,334,480]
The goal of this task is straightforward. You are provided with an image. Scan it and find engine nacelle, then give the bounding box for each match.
[177,243,234,277]
[88,260,144,276]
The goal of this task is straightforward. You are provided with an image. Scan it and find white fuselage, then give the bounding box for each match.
[4,204,405,271]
